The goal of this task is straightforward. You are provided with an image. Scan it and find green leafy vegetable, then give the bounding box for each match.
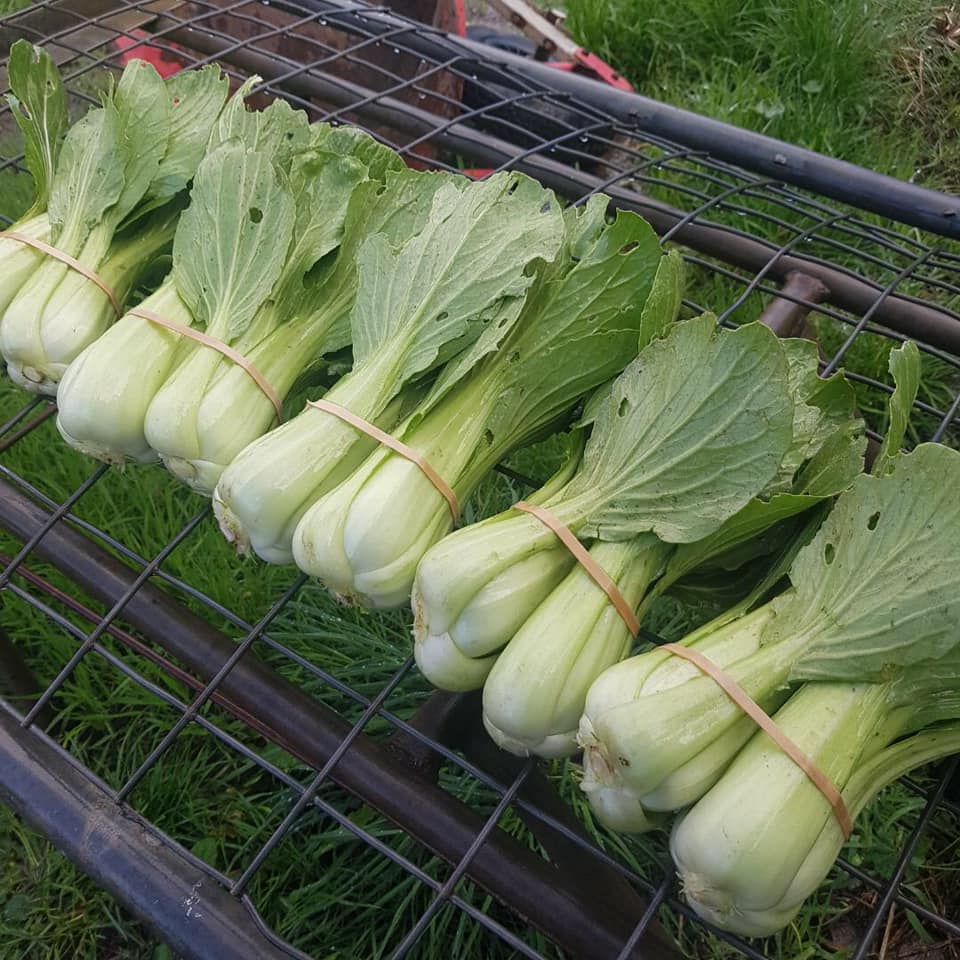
[578,441,960,830]
[213,169,565,563]
[290,202,668,609]
[413,314,797,753]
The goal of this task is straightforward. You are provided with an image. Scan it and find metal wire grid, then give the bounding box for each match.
[0,1,958,958]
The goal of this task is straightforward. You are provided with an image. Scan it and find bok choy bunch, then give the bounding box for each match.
[58,93,401,492]
[290,199,669,608]
[576,347,960,833]
[670,443,960,937]
[56,87,309,469]
[476,332,865,758]
[672,677,960,937]
[1,52,230,393]
[213,170,565,564]
[0,42,67,314]
[413,315,798,732]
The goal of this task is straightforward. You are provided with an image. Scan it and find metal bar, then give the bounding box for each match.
[756,270,829,339]
[289,0,960,238]
[851,757,959,960]
[0,476,679,960]
[0,708,296,960]
[148,13,960,354]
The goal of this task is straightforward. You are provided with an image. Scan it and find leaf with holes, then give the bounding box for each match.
[4,40,67,218]
[763,443,960,680]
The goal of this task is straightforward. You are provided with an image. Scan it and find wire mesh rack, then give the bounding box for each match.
[0,2,959,958]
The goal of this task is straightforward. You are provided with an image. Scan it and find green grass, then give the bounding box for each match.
[565,0,960,190]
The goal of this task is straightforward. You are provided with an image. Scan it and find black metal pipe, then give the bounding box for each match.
[0,477,678,960]
[0,708,297,960]
[152,13,960,355]
[298,0,960,239]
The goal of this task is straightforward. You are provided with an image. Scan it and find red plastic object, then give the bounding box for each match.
[114,30,189,78]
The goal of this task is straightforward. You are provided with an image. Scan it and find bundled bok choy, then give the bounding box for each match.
[670,444,960,936]
[475,332,865,758]
[143,125,407,492]
[0,41,67,314]
[56,87,308,468]
[672,667,960,937]
[1,52,230,393]
[413,315,800,737]
[290,199,668,608]
[576,345,960,832]
[213,170,565,564]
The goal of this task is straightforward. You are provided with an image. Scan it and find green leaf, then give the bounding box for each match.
[310,123,405,181]
[769,338,861,491]
[770,443,960,681]
[875,340,921,475]
[567,316,795,542]
[209,76,261,145]
[271,150,369,314]
[172,143,295,341]
[5,40,67,217]
[655,338,865,595]
[349,170,564,389]
[109,58,170,225]
[476,205,664,444]
[145,64,230,203]
[47,101,124,250]
[637,248,683,351]
[209,77,310,160]
[417,195,647,417]
[297,168,458,354]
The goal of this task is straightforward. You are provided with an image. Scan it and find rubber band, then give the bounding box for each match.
[307,398,460,522]
[0,231,122,316]
[661,643,853,838]
[128,308,283,422]
[512,501,641,636]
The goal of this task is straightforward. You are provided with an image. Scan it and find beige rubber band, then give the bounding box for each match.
[128,308,283,422]
[661,643,853,838]
[307,398,460,522]
[512,501,641,636]
[1,230,122,316]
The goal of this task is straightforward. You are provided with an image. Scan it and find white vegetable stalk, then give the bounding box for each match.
[292,367,499,607]
[0,213,51,314]
[153,311,342,492]
[671,676,960,937]
[482,534,671,758]
[412,439,584,690]
[578,600,792,831]
[4,211,178,394]
[56,278,192,463]
[212,364,417,564]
